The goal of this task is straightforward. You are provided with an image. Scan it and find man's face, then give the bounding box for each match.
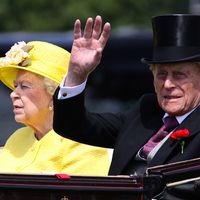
[152,62,200,116]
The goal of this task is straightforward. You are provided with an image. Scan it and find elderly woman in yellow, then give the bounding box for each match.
[0,41,111,175]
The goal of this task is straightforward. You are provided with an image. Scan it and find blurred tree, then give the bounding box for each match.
[0,0,189,31]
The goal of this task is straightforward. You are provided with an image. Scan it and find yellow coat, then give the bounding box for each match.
[0,127,111,175]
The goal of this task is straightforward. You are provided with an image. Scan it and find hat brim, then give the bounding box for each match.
[141,53,200,64]
[0,61,65,90]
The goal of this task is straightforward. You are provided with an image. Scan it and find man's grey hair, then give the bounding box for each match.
[149,64,156,73]
[149,62,200,74]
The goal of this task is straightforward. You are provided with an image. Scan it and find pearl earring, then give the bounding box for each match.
[49,106,53,111]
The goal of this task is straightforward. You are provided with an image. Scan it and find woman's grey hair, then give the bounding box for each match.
[43,77,59,96]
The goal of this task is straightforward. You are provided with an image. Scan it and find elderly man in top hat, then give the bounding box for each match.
[53,14,200,177]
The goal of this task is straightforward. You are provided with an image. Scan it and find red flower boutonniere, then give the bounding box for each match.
[170,129,190,154]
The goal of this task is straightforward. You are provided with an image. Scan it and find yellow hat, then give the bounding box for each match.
[0,41,70,90]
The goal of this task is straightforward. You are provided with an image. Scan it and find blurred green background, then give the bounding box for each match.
[0,0,198,145]
[0,0,189,31]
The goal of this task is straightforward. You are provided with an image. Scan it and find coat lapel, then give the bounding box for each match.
[110,106,163,174]
[149,105,200,166]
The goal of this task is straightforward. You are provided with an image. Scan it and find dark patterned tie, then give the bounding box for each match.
[142,116,179,158]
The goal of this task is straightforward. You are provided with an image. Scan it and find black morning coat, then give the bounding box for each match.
[53,89,200,175]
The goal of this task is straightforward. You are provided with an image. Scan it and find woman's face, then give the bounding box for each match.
[10,70,52,127]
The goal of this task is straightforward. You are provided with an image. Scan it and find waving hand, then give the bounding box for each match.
[64,15,111,86]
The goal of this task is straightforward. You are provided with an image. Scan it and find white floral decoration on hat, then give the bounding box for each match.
[0,41,33,67]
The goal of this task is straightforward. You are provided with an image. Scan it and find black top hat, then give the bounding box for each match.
[142,14,200,64]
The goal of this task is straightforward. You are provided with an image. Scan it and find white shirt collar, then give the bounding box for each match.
[163,104,200,124]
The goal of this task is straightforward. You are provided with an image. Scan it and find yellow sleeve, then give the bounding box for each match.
[59,138,111,175]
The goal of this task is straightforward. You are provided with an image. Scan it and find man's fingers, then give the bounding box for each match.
[83,17,93,39]
[74,19,82,39]
[92,15,102,40]
[99,22,111,49]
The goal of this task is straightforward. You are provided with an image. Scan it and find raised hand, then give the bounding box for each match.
[65,15,111,86]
